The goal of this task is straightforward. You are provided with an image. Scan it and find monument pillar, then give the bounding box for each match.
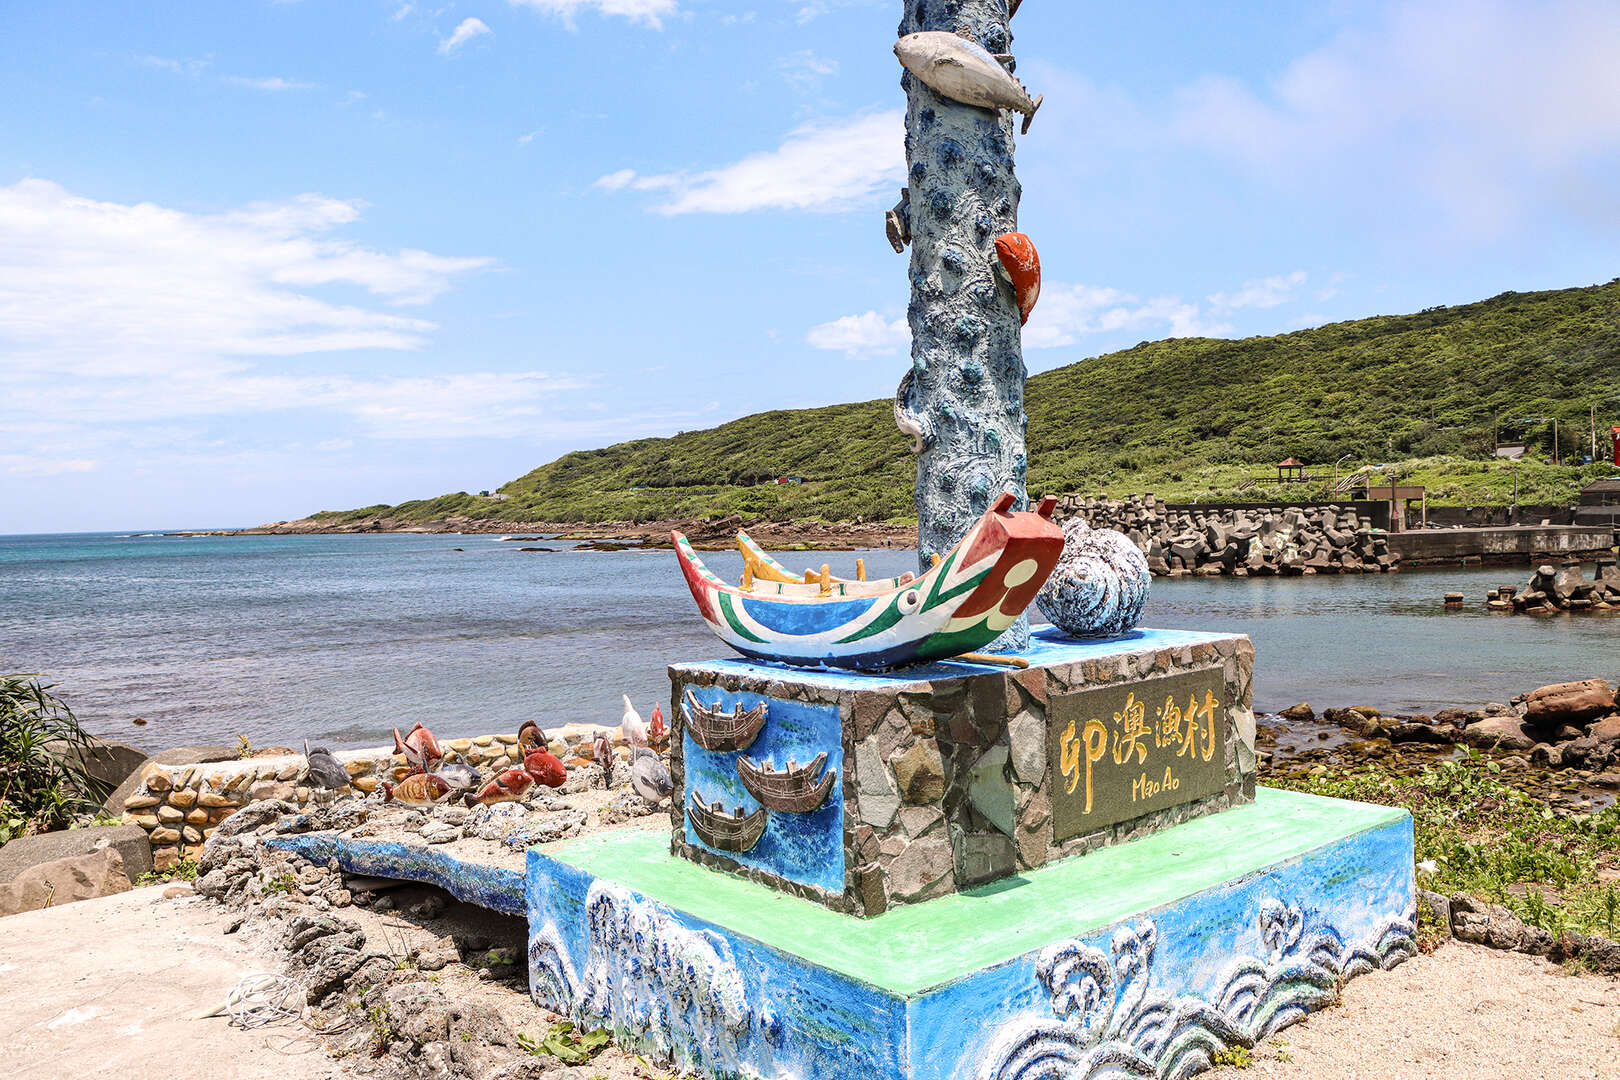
[893,0,1031,651]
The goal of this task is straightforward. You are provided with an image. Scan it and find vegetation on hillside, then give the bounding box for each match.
[307,280,1620,526]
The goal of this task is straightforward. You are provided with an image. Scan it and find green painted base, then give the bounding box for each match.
[526,788,1416,1080]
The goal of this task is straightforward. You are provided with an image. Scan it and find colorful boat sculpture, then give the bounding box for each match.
[737,752,835,813]
[688,792,768,853]
[680,689,769,752]
[673,493,1065,670]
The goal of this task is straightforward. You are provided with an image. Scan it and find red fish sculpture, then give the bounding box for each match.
[381,773,453,806]
[468,766,538,806]
[994,233,1041,325]
[517,719,545,752]
[648,704,667,748]
[523,748,567,789]
[393,722,444,774]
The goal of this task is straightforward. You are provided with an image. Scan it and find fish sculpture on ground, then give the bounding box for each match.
[381,772,453,806]
[994,233,1041,325]
[647,704,667,747]
[469,766,539,806]
[303,739,351,792]
[592,730,614,786]
[436,762,482,792]
[393,722,444,774]
[620,695,648,747]
[523,748,568,789]
[631,747,674,807]
[894,31,1042,134]
[674,493,1064,670]
[517,719,546,752]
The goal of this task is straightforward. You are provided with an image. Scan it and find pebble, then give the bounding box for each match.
[419,821,461,845]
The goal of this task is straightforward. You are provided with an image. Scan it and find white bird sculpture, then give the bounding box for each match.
[620,694,648,747]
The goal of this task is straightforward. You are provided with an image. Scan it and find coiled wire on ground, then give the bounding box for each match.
[225,972,307,1029]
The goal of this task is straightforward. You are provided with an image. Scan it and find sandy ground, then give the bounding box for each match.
[3,882,1617,1080]
[0,886,353,1080]
[1207,946,1620,1080]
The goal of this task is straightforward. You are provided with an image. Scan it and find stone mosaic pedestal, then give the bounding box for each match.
[667,627,1258,915]
[525,787,1415,1080]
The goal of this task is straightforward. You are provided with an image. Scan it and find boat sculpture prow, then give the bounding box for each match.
[672,493,1063,671]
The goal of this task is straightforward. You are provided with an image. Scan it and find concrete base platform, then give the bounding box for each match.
[525,786,1415,1080]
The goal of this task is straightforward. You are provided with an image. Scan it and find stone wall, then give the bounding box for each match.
[1055,494,1398,576]
[117,724,610,871]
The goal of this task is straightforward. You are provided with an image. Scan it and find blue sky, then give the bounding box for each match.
[3,0,1618,533]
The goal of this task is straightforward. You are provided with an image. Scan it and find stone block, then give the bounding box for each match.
[890,741,945,805]
[0,824,152,884]
[0,848,132,917]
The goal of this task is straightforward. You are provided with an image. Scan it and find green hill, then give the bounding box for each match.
[307,280,1620,526]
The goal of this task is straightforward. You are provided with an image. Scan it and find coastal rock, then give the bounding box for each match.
[1278,702,1315,721]
[1523,679,1616,727]
[1459,715,1537,751]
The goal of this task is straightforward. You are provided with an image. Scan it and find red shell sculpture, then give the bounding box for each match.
[994,232,1041,325]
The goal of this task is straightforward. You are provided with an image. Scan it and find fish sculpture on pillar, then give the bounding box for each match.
[893,0,1037,653]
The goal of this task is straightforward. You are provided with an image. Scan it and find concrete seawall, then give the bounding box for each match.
[1390,525,1617,567]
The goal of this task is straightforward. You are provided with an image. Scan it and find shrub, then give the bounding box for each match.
[0,676,110,844]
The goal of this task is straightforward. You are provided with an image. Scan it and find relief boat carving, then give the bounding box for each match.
[681,689,768,752]
[737,752,835,813]
[687,792,768,853]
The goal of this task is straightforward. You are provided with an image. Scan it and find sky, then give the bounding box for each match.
[3,0,1619,533]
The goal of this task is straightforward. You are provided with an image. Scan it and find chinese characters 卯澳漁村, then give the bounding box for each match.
[1059,690,1222,815]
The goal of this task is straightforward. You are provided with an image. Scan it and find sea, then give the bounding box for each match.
[1,530,1615,753]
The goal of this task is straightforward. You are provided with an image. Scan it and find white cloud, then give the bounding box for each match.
[598,110,903,214]
[390,3,415,20]
[0,454,97,478]
[1208,270,1307,313]
[508,0,677,30]
[806,311,909,355]
[0,179,563,450]
[439,17,492,55]
[778,49,839,93]
[517,128,543,145]
[224,75,318,91]
[1023,283,1234,348]
[138,55,210,78]
[1172,0,1620,236]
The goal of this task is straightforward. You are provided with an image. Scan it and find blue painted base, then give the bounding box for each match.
[525,789,1416,1080]
[267,834,526,916]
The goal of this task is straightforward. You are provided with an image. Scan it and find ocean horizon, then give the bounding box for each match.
[3,529,1614,754]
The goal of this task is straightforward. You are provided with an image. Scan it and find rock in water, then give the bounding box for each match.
[1035,518,1150,638]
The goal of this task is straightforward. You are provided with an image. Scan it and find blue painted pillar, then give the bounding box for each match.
[894,0,1030,651]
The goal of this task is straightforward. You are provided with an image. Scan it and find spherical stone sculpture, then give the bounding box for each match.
[1036,517,1151,639]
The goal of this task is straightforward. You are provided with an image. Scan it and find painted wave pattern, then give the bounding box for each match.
[529,881,788,1080]
[978,898,1417,1080]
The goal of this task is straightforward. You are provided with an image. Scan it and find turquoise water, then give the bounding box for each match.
[1,531,1614,752]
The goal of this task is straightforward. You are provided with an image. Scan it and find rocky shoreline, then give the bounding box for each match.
[1260,677,1620,813]
[190,514,918,552]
